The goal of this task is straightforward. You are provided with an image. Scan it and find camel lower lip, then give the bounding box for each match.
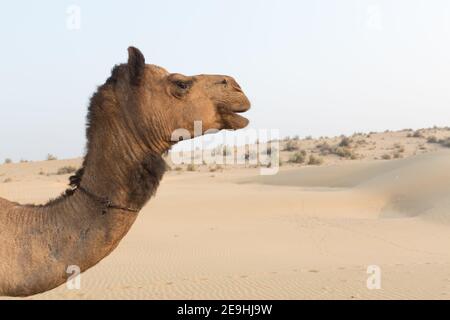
[217,104,250,129]
[222,112,249,129]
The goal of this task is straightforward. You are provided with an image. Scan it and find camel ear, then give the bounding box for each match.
[127,46,145,86]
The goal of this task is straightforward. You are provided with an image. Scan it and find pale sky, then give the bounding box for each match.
[1,0,450,161]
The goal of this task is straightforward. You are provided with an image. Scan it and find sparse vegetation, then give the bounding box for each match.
[56,166,77,175]
[4,158,12,164]
[3,178,12,183]
[46,154,57,161]
[317,142,332,155]
[394,143,405,153]
[427,136,438,144]
[338,137,352,147]
[334,147,353,159]
[186,164,196,172]
[308,155,324,165]
[381,154,391,160]
[289,150,307,164]
[209,165,223,172]
[283,140,299,151]
[439,138,450,148]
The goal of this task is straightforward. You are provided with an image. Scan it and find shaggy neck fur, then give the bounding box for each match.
[0,84,168,297]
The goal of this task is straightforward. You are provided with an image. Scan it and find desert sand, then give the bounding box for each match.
[1,127,450,299]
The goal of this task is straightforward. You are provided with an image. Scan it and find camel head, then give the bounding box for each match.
[105,47,251,152]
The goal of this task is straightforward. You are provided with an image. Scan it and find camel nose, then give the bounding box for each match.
[219,77,243,93]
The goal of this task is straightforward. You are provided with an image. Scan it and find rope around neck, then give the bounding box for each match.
[75,185,139,215]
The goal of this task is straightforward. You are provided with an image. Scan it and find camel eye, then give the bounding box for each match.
[175,81,189,90]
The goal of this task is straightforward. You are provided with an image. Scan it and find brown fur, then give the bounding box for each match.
[0,47,250,297]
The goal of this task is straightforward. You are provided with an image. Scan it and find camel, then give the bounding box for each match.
[0,47,251,297]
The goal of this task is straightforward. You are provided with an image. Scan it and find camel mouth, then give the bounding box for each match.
[217,105,250,130]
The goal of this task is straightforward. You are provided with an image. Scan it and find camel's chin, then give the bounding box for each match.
[221,112,249,130]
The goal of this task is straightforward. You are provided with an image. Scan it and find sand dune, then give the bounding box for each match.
[1,144,450,299]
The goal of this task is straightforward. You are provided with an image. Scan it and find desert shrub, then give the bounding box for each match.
[305,135,313,140]
[283,140,299,151]
[381,154,391,160]
[439,138,450,148]
[393,143,405,153]
[3,178,12,183]
[174,166,183,171]
[308,155,324,165]
[393,152,403,159]
[4,158,12,164]
[56,166,77,175]
[427,136,438,143]
[317,142,332,155]
[356,139,367,145]
[289,151,306,164]
[339,137,352,147]
[47,154,57,161]
[334,147,353,158]
[209,164,222,172]
[412,130,423,138]
[186,164,196,172]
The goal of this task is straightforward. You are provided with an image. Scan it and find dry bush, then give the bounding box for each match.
[308,155,324,165]
[4,158,12,164]
[381,154,391,160]
[56,166,77,175]
[339,137,352,147]
[439,138,450,148]
[427,136,438,143]
[209,165,223,172]
[412,130,423,138]
[3,178,12,183]
[317,142,332,155]
[356,139,367,145]
[394,144,405,153]
[47,154,57,161]
[186,164,196,172]
[334,147,353,158]
[289,151,306,164]
[283,140,299,152]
